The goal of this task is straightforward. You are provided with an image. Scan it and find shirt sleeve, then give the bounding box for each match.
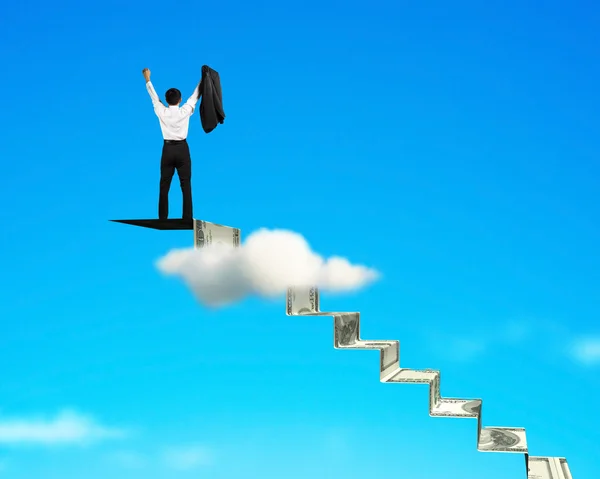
[180,82,202,117]
[146,81,165,116]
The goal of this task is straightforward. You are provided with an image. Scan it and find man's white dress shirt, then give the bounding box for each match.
[146,81,200,140]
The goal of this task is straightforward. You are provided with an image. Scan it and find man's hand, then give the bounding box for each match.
[142,68,151,82]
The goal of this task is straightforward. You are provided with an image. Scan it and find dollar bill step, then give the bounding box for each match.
[110,218,241,251]
[478,427,527,453]
[385,368,439,383]
[528,457,573,479]
[192,219,240,249]
[430,398,481,418]
[110,218,195,230]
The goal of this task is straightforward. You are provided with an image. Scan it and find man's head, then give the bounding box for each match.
[165,88,182,106]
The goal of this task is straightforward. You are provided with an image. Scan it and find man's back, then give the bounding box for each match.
[146,81,200,140]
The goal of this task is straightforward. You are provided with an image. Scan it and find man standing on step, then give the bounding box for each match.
[142,68,201,220]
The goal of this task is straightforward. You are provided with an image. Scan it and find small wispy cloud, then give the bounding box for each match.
[498,320,534,344]
[110,451,147,469]
[156,228,379,307]
[430,318,599,368]
[429,319,545,362]
[446,337,487,361]
[0,410,126,446]
[162,444,213,470]
[570,337,600,366]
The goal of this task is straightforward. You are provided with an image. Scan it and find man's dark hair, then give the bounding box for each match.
[165,88,182,105]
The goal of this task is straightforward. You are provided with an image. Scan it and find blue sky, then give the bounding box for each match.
[0,0,599,477]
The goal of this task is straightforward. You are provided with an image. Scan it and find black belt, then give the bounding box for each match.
[164,139,187,144]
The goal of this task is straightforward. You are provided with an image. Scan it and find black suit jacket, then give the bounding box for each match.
[197,65,225,133]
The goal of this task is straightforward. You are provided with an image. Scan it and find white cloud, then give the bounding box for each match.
[570,337,600,365]
[156,228,380,307]
[163,444,213,470]
[0,410,126,446]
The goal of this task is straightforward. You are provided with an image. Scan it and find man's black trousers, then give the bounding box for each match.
[159,139,192,220]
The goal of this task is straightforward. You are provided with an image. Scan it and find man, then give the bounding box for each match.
[142,68,201,220]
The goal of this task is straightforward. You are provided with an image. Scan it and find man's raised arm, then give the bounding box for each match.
[142,68,164,113]
[180,81,202,117]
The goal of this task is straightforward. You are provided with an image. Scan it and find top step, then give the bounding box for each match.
[110,219,193,230]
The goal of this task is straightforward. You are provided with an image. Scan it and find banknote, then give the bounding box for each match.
[357,339,399,375]
[430,398,481,417]
[387,368,439,384]
[478,427,527,452]
[528,457,573,479]
[461,399,481,415]
[286,286,320,315]
[194,220,240,249]
[334,313,360,346]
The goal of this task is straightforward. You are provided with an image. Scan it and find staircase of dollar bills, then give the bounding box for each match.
[286,285,574,479]
[112,218,575,479]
